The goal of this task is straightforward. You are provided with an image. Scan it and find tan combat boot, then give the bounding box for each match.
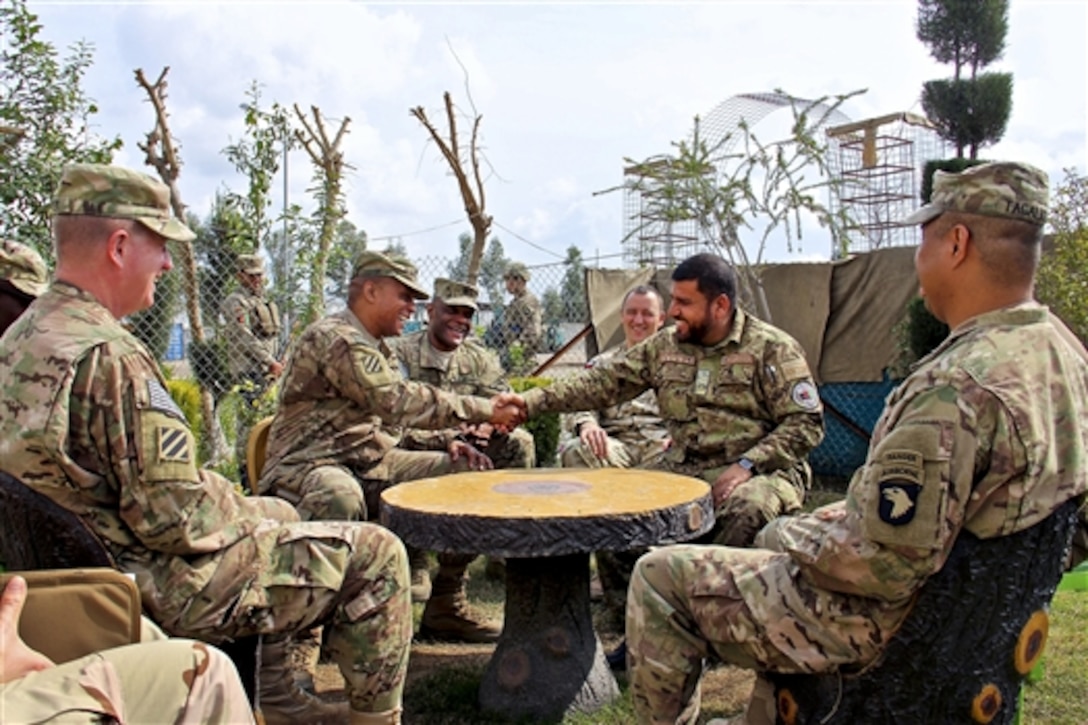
[257,635,347,725]
[418,563,502,643]
[406,545,432,603]
[350,707,402,724]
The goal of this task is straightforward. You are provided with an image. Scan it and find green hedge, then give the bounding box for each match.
[510,376,560,467]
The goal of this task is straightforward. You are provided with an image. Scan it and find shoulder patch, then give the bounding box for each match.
[148,380,187,422]
[157,425,192,464]
[790,380,820,410]
[352,346,398,387]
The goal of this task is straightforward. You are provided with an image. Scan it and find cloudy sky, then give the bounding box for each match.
[29,0,1087,269]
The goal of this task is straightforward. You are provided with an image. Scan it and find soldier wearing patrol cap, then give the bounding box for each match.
[0,163,419,725]
[499,260,543,361]
[622,161,1088,725]
[223,252,283,386]
[0,239,48,335]
[222,251,283,488]
[259,253,523,642]
[388,277,536,641]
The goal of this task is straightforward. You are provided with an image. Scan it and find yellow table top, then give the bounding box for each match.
[381,467,710,520]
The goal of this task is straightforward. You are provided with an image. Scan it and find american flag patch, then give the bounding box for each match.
[157,426,191,463]
[148,380,186,421]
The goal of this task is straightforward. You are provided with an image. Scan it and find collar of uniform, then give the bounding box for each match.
[340,307,383,349]
[421,336,455,372]
[705,306,748,352]
[50,279,116,311]
[913,301,1047,370]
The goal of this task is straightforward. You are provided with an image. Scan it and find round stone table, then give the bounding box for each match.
[380,467,713,720]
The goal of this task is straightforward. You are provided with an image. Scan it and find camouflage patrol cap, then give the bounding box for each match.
[53,163,196,243]
[237,253,265,275]
[504,262,530,281]
[0,240,48,297]
[433,278,478,310]
[352,250,428,299]
[902,161,1049,227]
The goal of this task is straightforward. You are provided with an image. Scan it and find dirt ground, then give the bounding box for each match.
[312,635,755,723]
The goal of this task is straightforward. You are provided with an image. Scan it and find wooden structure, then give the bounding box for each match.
[381,468,713,720]
[768,497,1080,724]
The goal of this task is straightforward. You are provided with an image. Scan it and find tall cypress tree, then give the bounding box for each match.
[917,0,1012,159]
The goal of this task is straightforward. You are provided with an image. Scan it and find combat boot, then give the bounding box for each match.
[257,635,347,725]
[418,564,501,643]
[350,707,402,724]
[406,545,432,603]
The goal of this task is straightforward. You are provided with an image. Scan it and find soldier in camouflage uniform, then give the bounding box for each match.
[516,254,824,549]
[222,253,283,487]
[0,163,414,725]
[0,239,48,335]
[500,261,543,359]
[1,575,254,724]
[560,285,670,470]
[557,284,671,634]
[388,278,535,639]
[625,162,1088,725]
[259,254,522,643]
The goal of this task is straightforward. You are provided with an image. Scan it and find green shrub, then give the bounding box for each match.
[166,378,204,455]
[510,376,560,467]
[890,296,950,378]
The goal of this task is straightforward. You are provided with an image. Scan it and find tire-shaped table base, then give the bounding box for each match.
[381,468,713,720]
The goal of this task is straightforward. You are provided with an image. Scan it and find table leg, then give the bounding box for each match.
[479,552,620,719]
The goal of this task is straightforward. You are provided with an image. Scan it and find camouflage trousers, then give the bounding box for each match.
[1,639,253,724]
[153,520,412,713]
[626,545,889,724]
[558,434,666,470]
[473,427,536,469]
[274,449,483,577]
[596,462,807,627]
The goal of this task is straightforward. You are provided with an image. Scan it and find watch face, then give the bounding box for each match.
[739,458,754,471]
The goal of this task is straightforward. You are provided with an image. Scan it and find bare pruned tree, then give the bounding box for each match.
[293,104,351,325]
[134,66,228,463]
[411,91,492,285]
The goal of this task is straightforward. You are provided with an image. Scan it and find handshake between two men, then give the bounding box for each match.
[489,392,529,432]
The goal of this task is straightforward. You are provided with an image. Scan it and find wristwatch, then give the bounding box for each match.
[738,457,756,473]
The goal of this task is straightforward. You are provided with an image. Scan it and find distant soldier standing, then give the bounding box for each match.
[500,262,542,359]
[222,253,283,483]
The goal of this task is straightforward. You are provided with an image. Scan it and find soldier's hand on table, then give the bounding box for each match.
[578,423,609,459]
[0,576,54,684]
[448,440,494,471]
[711,463,753,507]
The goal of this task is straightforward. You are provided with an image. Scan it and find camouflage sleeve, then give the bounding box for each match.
[399,427,460,451]
[473,345,512,397]
[786,383,994,602]
[743,341,824,471]
[522,344,652,417]
[87,350,263,555]
[328,338,494,429]
[223,294,275,368]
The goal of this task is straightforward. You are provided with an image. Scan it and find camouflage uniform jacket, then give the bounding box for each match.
[0,282,295,634]
[387,330,510,450]
[744,303,1088,667]
[260,308,495,489]
[524,308,824,475]
[504,290,542,353]
[568,342,669,458]
[222,286,280,379]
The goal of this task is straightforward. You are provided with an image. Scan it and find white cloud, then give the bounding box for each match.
[26,0,1086,268]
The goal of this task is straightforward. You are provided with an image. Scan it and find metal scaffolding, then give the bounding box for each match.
[826,112,949,256]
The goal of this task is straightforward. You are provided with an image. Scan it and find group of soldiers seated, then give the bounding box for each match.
[0,159,1084,725]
